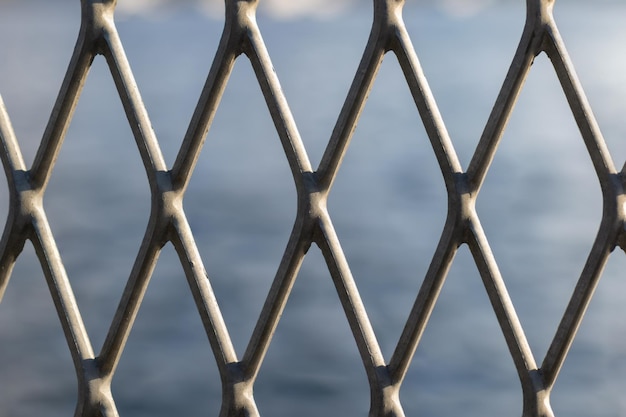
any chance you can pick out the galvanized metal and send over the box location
[1,0,625,416]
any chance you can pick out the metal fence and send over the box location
[1,0,625,416]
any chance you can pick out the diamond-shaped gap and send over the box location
[115,2,223,163]
[0,1,79,165]
[401,245,521,416]
[0,242,76,417]
[534,6,626,414]
[476,53,602,362]
[113,243,221,416]
[553,2,626,165]
[327,53,447,360]
[256,7,371,167]
[551,253,626,417]
[185,58,296,356]
[402,0,524,165]
[44,56,150,352]
[255,246,369,417]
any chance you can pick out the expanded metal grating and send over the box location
[1,0,626,416]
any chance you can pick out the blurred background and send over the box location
[1,0,626,416]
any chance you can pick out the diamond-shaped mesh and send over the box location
[1,0,625,416]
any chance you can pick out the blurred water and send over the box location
[2,2,626,417]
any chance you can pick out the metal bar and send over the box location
[315,213,396,415]
[170,1,242,192]
[530,1,624,391]
[0,96,27,301]
[465,215,540,395]
[540,213,616,389]
[391,10,463,188]
[244,14,313,185]
[542,16,617,193]
[466,1,542,194]
[97,215,164,377]
[170,209,239,373]
[101,16,168,181]
[0,96,27,185]
[29,2,97,191]
[315,4,387,192]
